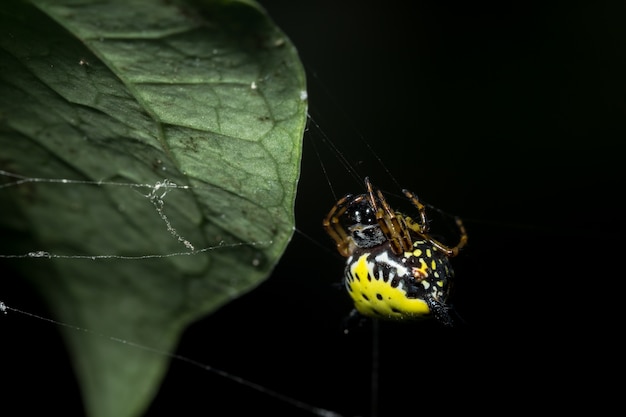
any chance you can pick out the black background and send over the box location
[3,1,623,416]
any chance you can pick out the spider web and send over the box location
[0,167,343,417]
[0,169,268,260]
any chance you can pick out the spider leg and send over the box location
[365,178,413,254]
[402,188,467,257]
[341,308,369,334]
[419,216,468,257]
[322,194,354,257]
[446,216,468,256]
[401,188,429,233]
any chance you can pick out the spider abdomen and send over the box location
[344,240,453,321]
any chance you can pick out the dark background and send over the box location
[3,1,622,416]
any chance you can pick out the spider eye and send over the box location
[345,199,376,225]
[341,199,385,248]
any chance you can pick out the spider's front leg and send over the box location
[364,177,413,254]
[322,194,355,257]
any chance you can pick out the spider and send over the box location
[323,177,468,326]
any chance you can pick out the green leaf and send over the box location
[0,1,307,416]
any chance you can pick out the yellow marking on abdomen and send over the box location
[347,254,430,320]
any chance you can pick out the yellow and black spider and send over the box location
[323,178,468,326]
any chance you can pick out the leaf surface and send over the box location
[0,1,307,416]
